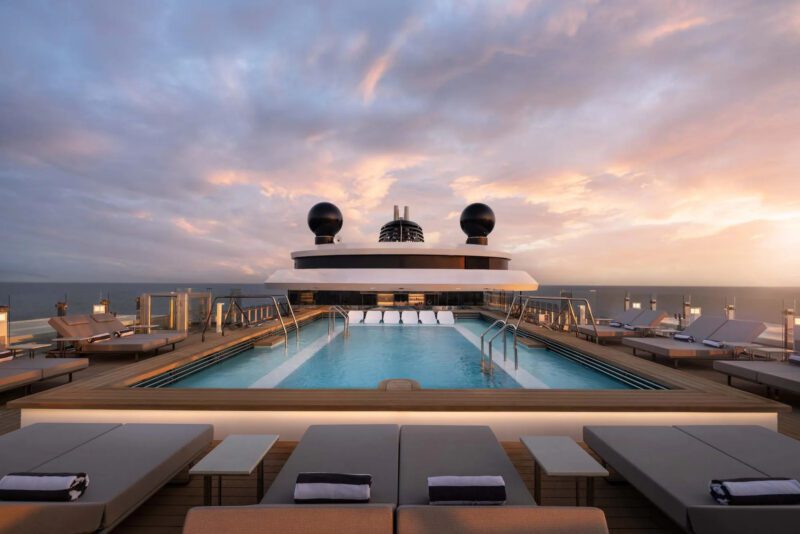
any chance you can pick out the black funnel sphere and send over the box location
[460,203,495,245]
[308,202,343,244]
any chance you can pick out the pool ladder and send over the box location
[480,294,602,375]
[328,306,350,338]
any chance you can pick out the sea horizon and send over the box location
[2,281,797,324]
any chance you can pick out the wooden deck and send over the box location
[1,313,798,533]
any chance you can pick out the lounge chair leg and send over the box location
[587,477,595,506]
[533,462,542,504]
[68,373,73,383]
[576,477,581,506]
[257,459,264,501]
[673,360,679,368]
[218,475,222,506]
[727,375,731,386]
[203,475,212,506]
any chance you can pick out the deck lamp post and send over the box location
[0,305,8,348]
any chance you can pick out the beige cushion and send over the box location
[183,504,394,534]
[397,505,609,534]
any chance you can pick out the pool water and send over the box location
[168,318,633,390]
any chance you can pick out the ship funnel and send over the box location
[403,206,410,221]
[393,205,400,220]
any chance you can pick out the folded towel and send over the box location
[674,334,695,342]
[0,473,89,502]
[114,328,134,338]
[710,478,800,505]
[428,475,506,505]
[88,333,111,343]
[623,324,637,331]
[609,321,622,327]
[294,473,371,504]
[702,339,725,348]
[788,354,800,366]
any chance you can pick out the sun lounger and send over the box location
[624,319,766,366]
[436,311,455,325]
[0,422,212,533]
[715,360,800,395]
[0,356,88,382]
[383,311,401,324]
[49,313,186,360]
[401,311,419,325]
[419,311,437,325]
[364,310,383,324]
[184,425,398,534]
[577,309,666,343]
[0,368,41,394]
[584,425,800,534]
[397,425,608,534]
[347,310,365,324]
[597,308,645,326]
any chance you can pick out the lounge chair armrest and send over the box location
[397,505,609,534]
[688,504,800,534]
[183,504,394,534]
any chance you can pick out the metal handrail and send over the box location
[328,305,350,338]
[486,322,520,374]
[478,293,524,374]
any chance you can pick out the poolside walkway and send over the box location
[0,318,797,533]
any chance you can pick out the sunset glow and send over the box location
[1,1,798,285]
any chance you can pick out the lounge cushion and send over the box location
[399,426,533,506]
[263,425,399,505]
[677,426,800,480]
[623,337,730,358]
[61,316,90,327]
[0,424,120,478]
[397,505,609,534]
[713,360,769,382]
[0,358,88,379]
[584,426,763,529]
[27,423,212,530]
[183,504,394,534]
[0,369,41,393]
[0,423,120,533]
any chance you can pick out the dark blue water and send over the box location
[0,282,797,323]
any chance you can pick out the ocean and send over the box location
[0,282,797,324]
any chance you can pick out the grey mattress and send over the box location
[399,425,534,506]
[263,424,400,505]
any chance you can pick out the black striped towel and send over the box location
[428,475,506,505]
[294,473,372,503]
[710,478,800,505]
[0,472,89,501]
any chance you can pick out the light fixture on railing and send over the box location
[0,305,8,348]
[631,302,642,310]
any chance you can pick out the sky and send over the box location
[1,0,799,286]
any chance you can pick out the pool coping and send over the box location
[9,307,789,414]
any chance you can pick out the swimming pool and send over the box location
[144,317,659,390]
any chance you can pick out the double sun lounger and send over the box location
[715,359,800,396]
[585,425,800,534]
[0,356,88,394]
[577,309,668,343]
[49,313,187,360]
[623,316,767,367]
[349,310,455,326]
[0,422,212,533]
[184,424,608,534]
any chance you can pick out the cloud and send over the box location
[0,0,798,286]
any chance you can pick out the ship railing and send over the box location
[201,294,301,346]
